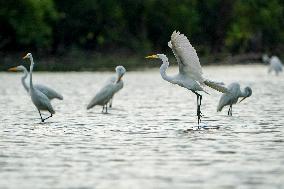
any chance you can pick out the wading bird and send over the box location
[217,82,252,116]
[268,56,283,75]
[105,66,126,107]
[146,31,228,127]
[8,65,63,100]
[87,66,126,113]
[23,53,55,122]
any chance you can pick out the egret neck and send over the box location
[159,57,174,83]
[29,56,35,93]
[21,67,29,92]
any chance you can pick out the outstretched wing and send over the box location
[168,31,203,83]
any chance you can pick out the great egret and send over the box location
[262,54,270,64]
[217,82,252,116]
[87,66,126,113]
[268,56,283,75]
[8,65,63,100]
[105,66,126,107]
[146,31,228,127]
[23,53,55,122]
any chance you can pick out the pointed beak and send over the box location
[239,97,247,103]
[8,67,18,72]
[23,54,28,59]
[116,75,123,83]
[145,55,158,59]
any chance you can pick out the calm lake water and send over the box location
[0,65,283,189]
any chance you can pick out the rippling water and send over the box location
[0,65,283,189]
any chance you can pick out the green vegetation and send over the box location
[0,0,283,70]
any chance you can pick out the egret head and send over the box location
[8,65,27,72]
[23,52,32,59]
[116,65,126,82]
[145,54,168,62]
[239,87,252,103]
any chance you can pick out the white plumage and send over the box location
[87,66,126,113]
[268,56,283,75]
[23,53,55,122]
[217,82,252,115]
[8,65,63,100]
[146,31,228,126]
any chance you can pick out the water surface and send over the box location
[0,65,283,189]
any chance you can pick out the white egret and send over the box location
[262,54,270,64]
[146,31,228,126]
[87,66,126,113]
[268,56,283,75]
[8,65,63,100]
[23,53,55,122]
[217,82,252,116]
[105,66,126,107]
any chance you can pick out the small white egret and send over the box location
[217,82,252,116]
[262,54,270,64]
[23,53,55,122]
[268,56,283,75]
[146,31,228,127]
[8,65,63,100]
[105,66,126,107]
[87,66,126,113]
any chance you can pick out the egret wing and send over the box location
[35,84,63,100]
[168,31,203,82]
[87,83,114,109]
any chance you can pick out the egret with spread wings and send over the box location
[217,82,252,116]
[8,65,63,100]
[23,53,55,122]
[146,31,228,127]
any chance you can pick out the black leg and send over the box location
[230,105,233,116]
[227,106,231,116]
[109,98,113,108]
[43,113,53,121]
[38,109,44,122]
[105,105,108,113]
[192,90,202,128]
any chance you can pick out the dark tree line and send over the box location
[0,0,283,55]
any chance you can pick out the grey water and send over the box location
[0,65,283,189]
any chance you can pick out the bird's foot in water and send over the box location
[186,123,220,132]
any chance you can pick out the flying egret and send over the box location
[268,56,283,75]
[8,65,63,100]
[217,82,252,116]
[23,53,55,122]
[105,66,126,107]
[146,31,228,127]
[87,66,126,113]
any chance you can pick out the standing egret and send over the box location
[262,54,270,64]
[87,66,126,113]
[23,53,55,122]
[8,65,63,100]
[146,31,228,127]
[268,56,283,75]
[106,66,126,108]
[217,82,252,116]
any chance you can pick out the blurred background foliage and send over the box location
[0,0,283,70]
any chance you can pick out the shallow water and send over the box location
[0,65,284,189]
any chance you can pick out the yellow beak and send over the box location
[23,54,29,59]
[8,67,18,72]
[145,55,158,59]
[239,97,247,103]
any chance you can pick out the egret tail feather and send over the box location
[204,80,228,93]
